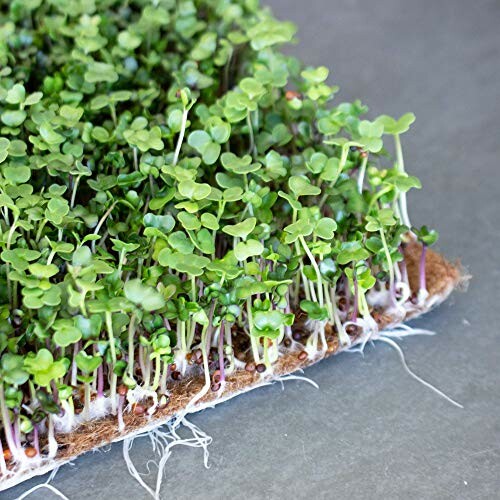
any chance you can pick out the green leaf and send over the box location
[240,77,266,100]
[143,213,175,233]
[247,19,296,50]
[75,351,102,374]
[178,211,201,231]
[3,165,31,184]
[251,310,287,339]
[314,217,337,239]
[28,263,59,278]
[178,180,211,200]
[289,176,321,197]
[201,212,219,230]
[300,300,329,321]
[72,246,93,267]
[337,241,370,265]
[377,113,416,135]
[222,217,256,239]
[1,110,27,127]
[158,251,210,276]
[301,66,329,84]
[167,232,194,254]
[124,279,166,311]
[221,152,260,174]
[53,320,82,347]
[188,130,211,152]
[234,239,263,261]
[84,61,119,83]
[6,84,26,104]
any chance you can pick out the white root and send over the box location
[15,467,69,500]
[275,374,320,390]
[123,416,212,500]
[377,336,463,409]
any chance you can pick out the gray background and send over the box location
[5,0,500,498]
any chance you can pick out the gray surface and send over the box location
[5,0,500,498]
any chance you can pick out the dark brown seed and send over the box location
[338,297,347,311]
[298,351,308,361]
[133,404,145,416]
[256,363,266,373]
[211,382,221,392]
[169,363,177,371]
[346,324,359,335]
[245,362,256,373]
[117,384,128,396]
[212,370,221,384]
[171,370,181,381]
[283,338,292,348]
[25,447,37,458]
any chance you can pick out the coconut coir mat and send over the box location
[0,242,465,492]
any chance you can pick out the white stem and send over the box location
[173,108,189,166]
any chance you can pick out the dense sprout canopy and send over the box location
[0,0,434,467]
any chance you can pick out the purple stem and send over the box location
[285,290,293,338]
[117,395,125,431]
[343,274,351,304]
[419,244,427,292]
[163,316,171,331]
[71,342,79,385]
[13,414,21,450]
[205,301,217,355]
[389,279,397,306]
[218,322,226,384]
[400,255,409,285]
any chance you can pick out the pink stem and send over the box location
[218,322,226,384]
[419,244,427,292]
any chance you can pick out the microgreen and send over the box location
[0,0,432,463]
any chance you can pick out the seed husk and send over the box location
[256,363,266,373]
[212,369,221,384]
[133,404,146,416]
[117,384,128,396]
[245,362,256,372]
[346,324,359,335]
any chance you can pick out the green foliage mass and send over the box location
[0,0,438,459]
